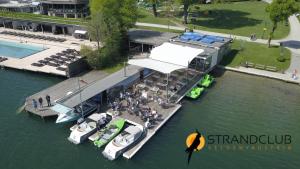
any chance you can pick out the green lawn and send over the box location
[135,26,183,33]
[0,11,87,25]
[220,40,291,71]
[185,1,289,39]
[297,2,300,22]
[140,1,290,39]
[137,8,176,26]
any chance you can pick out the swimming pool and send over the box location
[0,40,45,59]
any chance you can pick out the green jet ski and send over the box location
[199,74,215,88]
[185,87,205,99]
[92,118,125,148]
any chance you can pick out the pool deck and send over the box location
[0,28,96,77]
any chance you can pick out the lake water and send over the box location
[0,69,299,169]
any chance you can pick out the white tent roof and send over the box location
[128,58,185,74]
[128,42,204,74]
[74,30,87,35]
[150,43,204,67]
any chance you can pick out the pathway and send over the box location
[263,0,300,76]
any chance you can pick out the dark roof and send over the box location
[128,29,178,46]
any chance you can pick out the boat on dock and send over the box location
[55,102,97,124]
[92,118,126,148]
[185,86,205,99]
[199,74,215,88]
[68,113,112,144]
[102,125,145,160]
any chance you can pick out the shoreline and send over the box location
[217,65,300,85]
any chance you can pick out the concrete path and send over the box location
[274,15,300,74]
[219,66,300,84]
[263,0,300,75]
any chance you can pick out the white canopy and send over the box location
[128,42,204,74]
[128,58,185,74]
[74,30,87,35]
[150,43,204,67]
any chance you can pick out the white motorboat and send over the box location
[68,113,111,144]
[55,102,97,124]
[102,125,145,160]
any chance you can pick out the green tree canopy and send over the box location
[84,0,138,69]
[176,0,198,24]
[266,0,299,47]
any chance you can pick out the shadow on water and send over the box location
[190,9,262,29]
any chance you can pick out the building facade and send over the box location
[40,0,89,18]
[0,0,38,13]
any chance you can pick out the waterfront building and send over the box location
[0,0,39,13]
[40,0,89,18]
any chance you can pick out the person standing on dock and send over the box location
[32,99,38,110]
[38,97,43,108]
[46,95,51,107]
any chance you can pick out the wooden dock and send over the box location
[24,70,109,118]
[121,104,182,159]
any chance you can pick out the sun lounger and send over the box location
[56,66,67,71]
[31,63,44,67]
[38,60,49,64]
[50,55,59,59]
[47,61,59,67]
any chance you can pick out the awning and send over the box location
[32,2,40,6]
[149,43,204,67]
[51,103,73,114]
[128,42,204,73]
[128,58,185,74]
[74,30,87,35]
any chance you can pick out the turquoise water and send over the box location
[0,40,45,58]
[0,69,299,169]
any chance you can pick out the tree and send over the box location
[85,0,138,69]
[266,0,299,47]
[87,12,102,51]
[176,0,197,24]
[146,0,159,17]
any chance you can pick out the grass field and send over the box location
[220,40,291,71]
[135,26,183,33]
[138,1,290,39]
[186,1,289,39]
[0,11,87,25]
[137,8,176,26]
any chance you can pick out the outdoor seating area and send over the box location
[107,69,199,128]
[0,56,8,62]
[0,30,66,42]
[31,49,81,71]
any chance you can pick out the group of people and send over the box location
[112,89,162,128]
[250,34,257,41]
[32,95,51,110]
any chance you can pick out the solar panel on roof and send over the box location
[205,35,224,42]
[179,35,190,41]
[190,36,203,41]
[200,38,215,44]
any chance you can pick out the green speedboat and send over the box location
[185,87,205,99]
[93,118,125,148]
[199,74,215,88]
